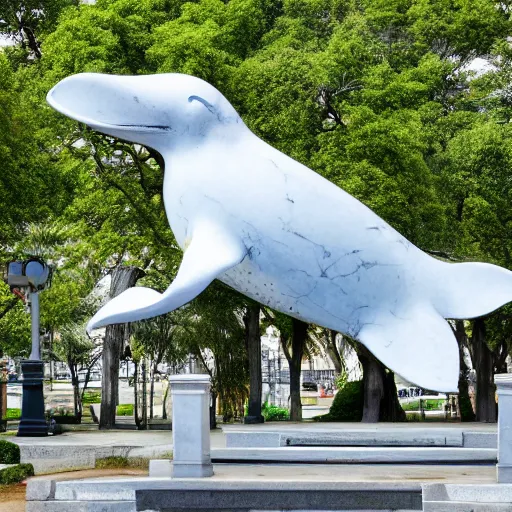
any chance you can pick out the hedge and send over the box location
[0,463,34,484]
[314,380,364,422]
[0,440,20,464]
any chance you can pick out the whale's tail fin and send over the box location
[358,302,459,392]
[356,260,512,393]
[432,261,512,320]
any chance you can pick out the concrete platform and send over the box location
[9,424,498,473]
[226,429,466,447]
[211,447,497,464]
[26,463,499,512]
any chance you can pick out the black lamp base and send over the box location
[17,360,48,437]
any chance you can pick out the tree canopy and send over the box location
[1,0,512,422]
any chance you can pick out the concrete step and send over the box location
[224,428,497,449]
[137,482,422,511]
[211,446,497,464]
[423,484,512,511]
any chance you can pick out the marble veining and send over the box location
[47,73,512,391]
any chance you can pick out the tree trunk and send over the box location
[380,370,405,422]
[288,319,308,421]
[149,361,155,420]
[356,343,404,423]
[162,380,169,420]
[453,320,475,421]
[141,358,148,428]
[244,304,263,423]
[210,391,217,430]
[100,266,143,429]
[325,330,343,375]
[134,361,141,429]
[80,354,101,408]
[68,361,82,420]
[0,361,6,427]
[357,345,383,423]
[471,318,497,423]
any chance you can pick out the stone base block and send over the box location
[171,462,214,478]
[423,483,512,511]
[463,432,497,449]
[423,502,512,511]
[226,432,281,448]
[497,464,512,483]
[149,459,172,478]
[26,501,134,512]
[26,480,56,501]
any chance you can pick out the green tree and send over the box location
[53,322,99,419]
[132,311,188,420]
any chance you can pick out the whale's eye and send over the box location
[188,95,217,115]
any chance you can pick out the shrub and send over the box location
[315,380,364,422]
[0,440,20,464]
[0,463,34,484]
[116,404,134,416]
[261,402,289,421]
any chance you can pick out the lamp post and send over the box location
[3,258,52,436]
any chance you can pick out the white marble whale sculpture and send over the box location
[47,73,512,391]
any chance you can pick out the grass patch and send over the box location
[95,456,152,470]
[82,391,101,404]
[116,404,134,416]
[2,409,21,420]
[401,399,445,411]
[95,456,129,469]
[0,463,33,484]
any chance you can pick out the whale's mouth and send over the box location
[47,91,172,134]
[116,124,171,131]
[46,73,174,136]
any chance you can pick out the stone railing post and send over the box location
[169,374,213,478]
[495,373,512,483]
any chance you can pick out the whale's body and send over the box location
[167,132,432,335]
[47,72,512,391]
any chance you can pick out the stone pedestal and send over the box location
[17,360,48,437]
[169,374,213,478]
[495,373,512,483]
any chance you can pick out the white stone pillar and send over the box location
[170,374,213,478]
[495,373,512,483]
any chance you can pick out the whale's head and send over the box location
[47,73,243,152]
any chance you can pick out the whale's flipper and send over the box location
[357,303,459,392]
[86,222,246,334]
